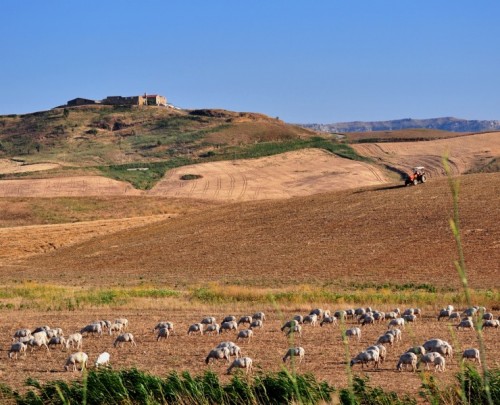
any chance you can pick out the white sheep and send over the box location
[345,327,361,341]
[223,315,237,323]
[236,329,254,341]
[303,314,318,327]
[80,323,102,337]
[482,312,494,321]
[252,312,266,322]
[372,312,385,323]
[345,309,355,319]
[418,352,443,371]
[376,333,395,346]
[8,342,27,359]
[64,352,88,372]
[334,310,347,320]
[114,318,129,330]
[157,327,170,341]
[397,352,417,372]
[201,316,216,325]
[457,319,474,330]
[227,357,253,374]
[403,314,417,323]
[219,321,238,334]
[360,314,375,327]
[95,352,110,368]
[434,355,446,372]
[46,328,64,339]
[48,336,66,351]
[437,309,451,321]
[27,335,49,352]
[354,308,366,317]
[366,345,386,363]
[385,311,398,320]
[237,316,252,326]
[293,315,304,324]
[13,328,31,342]
[309,308,324,319]
[448,312,461,322]
[281,320,298,332]
[462,348,481,365]
[65,333,83,350]
[187,323,204,336]
[482,320,499,329]
[350,350,380,369]
[385,328,402,342]
[462,307,477,318]
[283,347,305,363]
[423,339,446,352]
[429,342,453,362]
[216,341,241,358]
[32,325,50,334]
[205,347,230,364]
[108,322,124,336]
[406,346,426,356]
[388,318,405,329]
[114,332,136,348]
[204,323,221,335]
[320,315,337,327]
[286,324,302,337]
[250,319,263,330]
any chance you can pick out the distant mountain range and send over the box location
[300,117,500,133]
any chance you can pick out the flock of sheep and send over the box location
[6,304,497,378]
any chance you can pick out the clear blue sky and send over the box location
[1,1,499,123]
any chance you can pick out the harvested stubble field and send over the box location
[0,306,498,397]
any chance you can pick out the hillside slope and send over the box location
[4,172,498,289]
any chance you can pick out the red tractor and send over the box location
[405,166,427,186]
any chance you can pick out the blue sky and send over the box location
[1,1,499,123]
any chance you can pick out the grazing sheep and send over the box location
[360,315,375,327]
[205,323,221,335]
[366,345,386,363]
[223,315,237,323]
[376,333,395,346]
[237,329,254,341]
[388,318,405,329]
[95,352,110,368]
[64,352,88,372]
[457,319,474,330]
[406,346,426,356]
[438,309,451,321]
[345,327,362,341]
[114,318,129,330]
[48,336,66,351]
[153,322,174,334]
[309,308,324,319]
[446,305,454,312]
[283,347,305,363]
[448,312,461,322]
[220,321,238,334]
[201,316,216,325]
[250,319,263,330]
[462,307,477,318]
[293,315,304,324]
[281,320,298,332]
[108,322,124,336]
[434,355,446,372]
[414,308,422,317]
[114,333,136,348]
[418,352,443,371]
[187,323,204,336]
[237,316,252,326]
[320,315,337,327]
[385,311,398,320]
[252,312,266,322]
[157,327,170,341]
[227,357,253,374]
[13,328,31,342]
[403,314,417,323]
[462,348,481,365]
[334,310,347,320]
[286,324,302,337]
[482,313,494,321]
[217,342,242,358]
[8,342,27,359]
[80,323,102,337]
[373,312,385,323]
[303,314,318,327]
[206,347,230,364]
[429,342,453,362]
[345,309,355,319]
[32,325,50,334]
[350,350,380,369]
[403,308,415,317]
[397,352,417,371]
[385,328,402,342]
[354,308,366,317]
[483,320,499,329]
[65,333,83,350]
[46,328,64,339]
[27,335,49,352]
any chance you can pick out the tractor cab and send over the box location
[405,166,427,186]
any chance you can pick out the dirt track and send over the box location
[0,307,497,397]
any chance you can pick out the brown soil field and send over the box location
[0,307,497,396]
[353,131,500,177]
[149,149,387,201]
[0,159,61,174]
[345,128,466,142]
[2,172,498,289]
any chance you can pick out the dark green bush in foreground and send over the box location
[1,366,497,404]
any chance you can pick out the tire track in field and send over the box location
[238,174,248,200]
[213,176,222,199]
[228,173,235,198]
